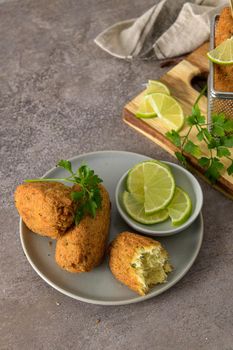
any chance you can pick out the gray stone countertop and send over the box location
[1,1,233,349]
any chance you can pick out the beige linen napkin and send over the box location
[95,0,227,60]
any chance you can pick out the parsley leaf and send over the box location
[75,207,84,225]
[184,140,201,157]
[205,158,224,183]
[216,146,231,158]
[223,119,233,132]
[227,161,233,176]
[212,125,225,137]
[196,114,206,125]
[57,160,73,174]
[221,136,233,147]
[212,113,225,125]
[175,151,187,166]
[197,130,204,141]
[71,190,84,201]
[166,130,181,147]
[187,115,197,126]
[188,104,205,125]
[198,157,210,168]
[208,138,221,149]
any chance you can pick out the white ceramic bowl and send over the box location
[115,161,203,236]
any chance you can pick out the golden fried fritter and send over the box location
[109,232,172,295]
[55,185,110,272]
[215,7,233,45]
[15,182,75,239]
[214,7,233,92]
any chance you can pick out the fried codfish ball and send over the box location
[15,182,75,239]
[109,232,172,295]
[214,7,233,92]
[55,185,110,272]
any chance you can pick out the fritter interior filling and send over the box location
[132,247,172,293]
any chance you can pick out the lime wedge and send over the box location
[123,191,169,225]
[207,38,233,65]
[135,98,157,119]
[167,187,192,226]
[127,161,175,214]
[145,80,170,96]
[147,93,184,131]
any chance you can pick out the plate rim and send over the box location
[19,150,204,306]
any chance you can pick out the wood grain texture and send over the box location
[185,42,209,73]
[122,43,233,198]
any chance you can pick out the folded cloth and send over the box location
[94,0,227,60]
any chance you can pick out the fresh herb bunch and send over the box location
[166,86,233,183]
[25,160,103,225]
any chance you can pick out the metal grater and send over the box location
[208,15,233,124]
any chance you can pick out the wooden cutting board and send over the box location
[122,43,233,199]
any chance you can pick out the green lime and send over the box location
[126,160,170,196]
[145,80,170,96]
[126,162,144,202]
[207,38,233,65]
[167,187,192,226]
[127,161,175,214]
[147,93,184,131]
[135,98,157,119]
[146,159,170,171]
[123,191,169,224]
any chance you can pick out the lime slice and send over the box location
[207,38,233,65]
[127,161,175,214]
[147,93,184,131]
[167,187,192,226]
[126,160,170,198]
[147,159,171,171]
[123,191,169,225]
[145,80,170,96]
[126,162,145,202]
[135,98,157,119]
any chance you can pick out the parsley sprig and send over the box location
[25,160,103,225]
[166,86,233,183]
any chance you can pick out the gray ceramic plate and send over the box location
[20,151,204,305]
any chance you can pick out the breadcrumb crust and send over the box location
[214,7,233,92]
[109,232,172,295]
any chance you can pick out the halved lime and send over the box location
[145,80,170,96]
[167,187,192,226]
[135,98,157,119]
[207,38,233,65]
[123,191,169,224]
[127,161,175,214]
[147,93,184,131]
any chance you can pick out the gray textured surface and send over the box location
[0,1,233,349]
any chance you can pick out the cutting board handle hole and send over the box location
[191,73,208,95]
